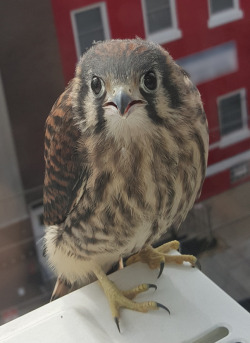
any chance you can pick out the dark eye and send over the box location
[143,71,157,91]
[91,76,102,95]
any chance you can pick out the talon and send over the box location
[114,317,120,333]
[147,283,157,291]
[194,259,201,270]
[156,302,170,315]
[158,261,165,278]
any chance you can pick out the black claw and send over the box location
[50,294,59,302]
[156,302,170,315]
[194,259,202,270]
[114,317,120,333]
[157,261,165,278]
[147,283,157,291]
[50,295,56,302]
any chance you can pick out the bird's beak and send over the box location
[113,90,133,116]
[103,88,146,117]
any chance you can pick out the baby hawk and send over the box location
[43,39,209,331]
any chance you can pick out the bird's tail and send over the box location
[50,277,73,301]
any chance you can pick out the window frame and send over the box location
[217,88,249,147]
[208,0,243,28]
[141,0,182,44]
[71,2,110,58]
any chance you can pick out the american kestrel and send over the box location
[43,39,209,331]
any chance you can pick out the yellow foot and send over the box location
[94,267,170,332]
[126,240,197,278]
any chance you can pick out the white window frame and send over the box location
[208,0,243,28]
[141,0,182,44]
[217,88,249,148]
[71,2,110,58]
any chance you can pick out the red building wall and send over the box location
[51,0,146,83]
[50,0,250,199]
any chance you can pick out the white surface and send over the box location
[0,262,250,342]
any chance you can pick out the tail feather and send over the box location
[50,277,73,301]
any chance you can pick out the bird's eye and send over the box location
[91,76,103,95]
[143,71,157,91]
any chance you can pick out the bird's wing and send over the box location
[43,82,83,226]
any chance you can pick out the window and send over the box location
[230,161,250,184]
[210,0,234,14]
[219,93,243,135]
[218,89,249,146]
[177,42,237,86]
[71,2,110,57]
[208,0,243,28]
[142,0,181,44]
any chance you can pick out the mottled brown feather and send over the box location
[43,83,81,225]
[43,39,209,293]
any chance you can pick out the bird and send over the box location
[43,38,209,331]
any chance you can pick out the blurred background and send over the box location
[0,0,249,324]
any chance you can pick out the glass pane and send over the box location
[78,29,105,54]
[1,0,250,328]
[145,0,170,12]
[148,8,172,33]
[210,0,234,14]
[219,93,243,135]
[74,7,105,54]
[146,0,172,34]
[75,7,103,35]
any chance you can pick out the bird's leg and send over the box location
[93,266,169,332]
[126,240,197,278]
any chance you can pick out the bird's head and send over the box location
[72,39,189,143]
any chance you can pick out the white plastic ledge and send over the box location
[1,258,250,342]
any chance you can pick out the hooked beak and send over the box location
[103,88,146,117]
